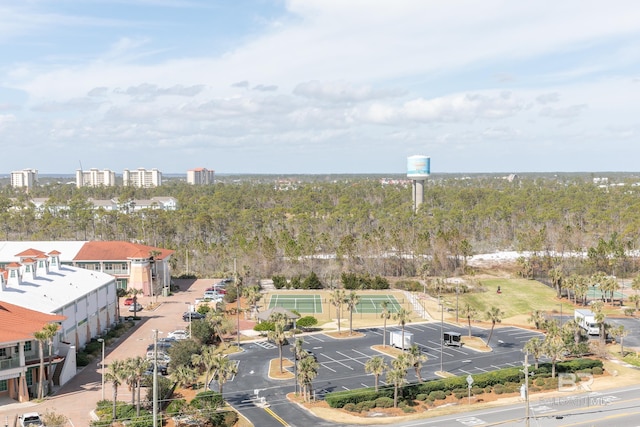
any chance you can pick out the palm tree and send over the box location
[406,344,427,382]
[212,355,238,397]
[41,322,59,395]
[191,345,219,391]
[33,329,48,399]
[329,289,346,334]
[484,306,504,346]
[116,287,128,321]
[523,337,544,369]
[550,267,563,298]
[628,294,640,315]
[105,359,126,420]
[394,308,412,351]
[297,353,319,402]
[610,324,628,356]
[460,303,477,337]
[242,285,262,319]
[528,310,546,330]
[380,301,391,347]
[364,356,387,392]
[268,312,288,373]
[543,337,566,379]
[126,356,147,416]
[171,365,198,390]
[591,301,607,344]
[386,369,406,408]
[345,291,360,336]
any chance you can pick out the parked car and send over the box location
[203,290,219,299]
[144,362,168,376]
[146,351,171,364]
[182,311,205,322]
[124,297,134,306]
[128,303,143,312]
[167,330,189,340]
[18,412,44,427]
[158,337,177,345]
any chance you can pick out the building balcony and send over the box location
[0,357,21,371]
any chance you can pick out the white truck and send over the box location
[18,412,45,427]
[390,331,413,349]
[575,309,599,335]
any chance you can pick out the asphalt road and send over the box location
[392,384,640,427]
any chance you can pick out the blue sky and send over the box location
[1,0,639,174]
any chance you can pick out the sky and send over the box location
[1,1,639,175]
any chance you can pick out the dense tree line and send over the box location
[3,173,640,282]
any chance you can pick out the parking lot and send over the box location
[224,322,544,427]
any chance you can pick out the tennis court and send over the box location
[354,294,403,314]
[586,287,625,301]
[268,294,323,314]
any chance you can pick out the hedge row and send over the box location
[325,358,603,408]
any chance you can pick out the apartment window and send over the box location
[24,342,32,352]
[0,380,7,392]
[0,348,6,358]
[26,369,33,386]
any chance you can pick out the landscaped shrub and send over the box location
[429,390,446,401]
[402,406,416,413]
[325,388,393,408]
[592,366,603,375]
[416,394,428,401]
[493,384,505,395]
[360,401,375,411]
[253,321,275,333]
[343,403,357,412]
[165,398,187,416]
[375,397,395,408]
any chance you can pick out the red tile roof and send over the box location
[15,248,47,257]
[74,241,174,261]
[0,301,66,342]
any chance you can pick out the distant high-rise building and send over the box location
[123,168,162,188]
[187,167,215,185]
[76,168,116,188]
[10,169,38,190]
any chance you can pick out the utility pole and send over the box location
[153,329,158,427]
[524,351,530,427]
[235,258,241,348]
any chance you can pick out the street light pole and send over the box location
[439,297,444,374]
[97,338,105,401]
[152,329,158,427]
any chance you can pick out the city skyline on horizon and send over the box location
[1,2,639,174]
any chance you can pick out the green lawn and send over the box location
[456,278,573,320]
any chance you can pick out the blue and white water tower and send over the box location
[407,155,430,212]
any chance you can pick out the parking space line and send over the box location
[323,353,355,370]
[307,335,326,342]
[336,351,366,366]
[474,367,488,372]
[352,349,373,358]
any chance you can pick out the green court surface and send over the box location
[353,294,402,314]
[586,288,625,300]
[267,293,404,314]
[268,294,323,314]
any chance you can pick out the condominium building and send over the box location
[187,167,215,185]
[75,168,116,188]
[123,168,162,187]
[10,169,38,190]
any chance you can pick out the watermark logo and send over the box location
[557,373,593,392]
